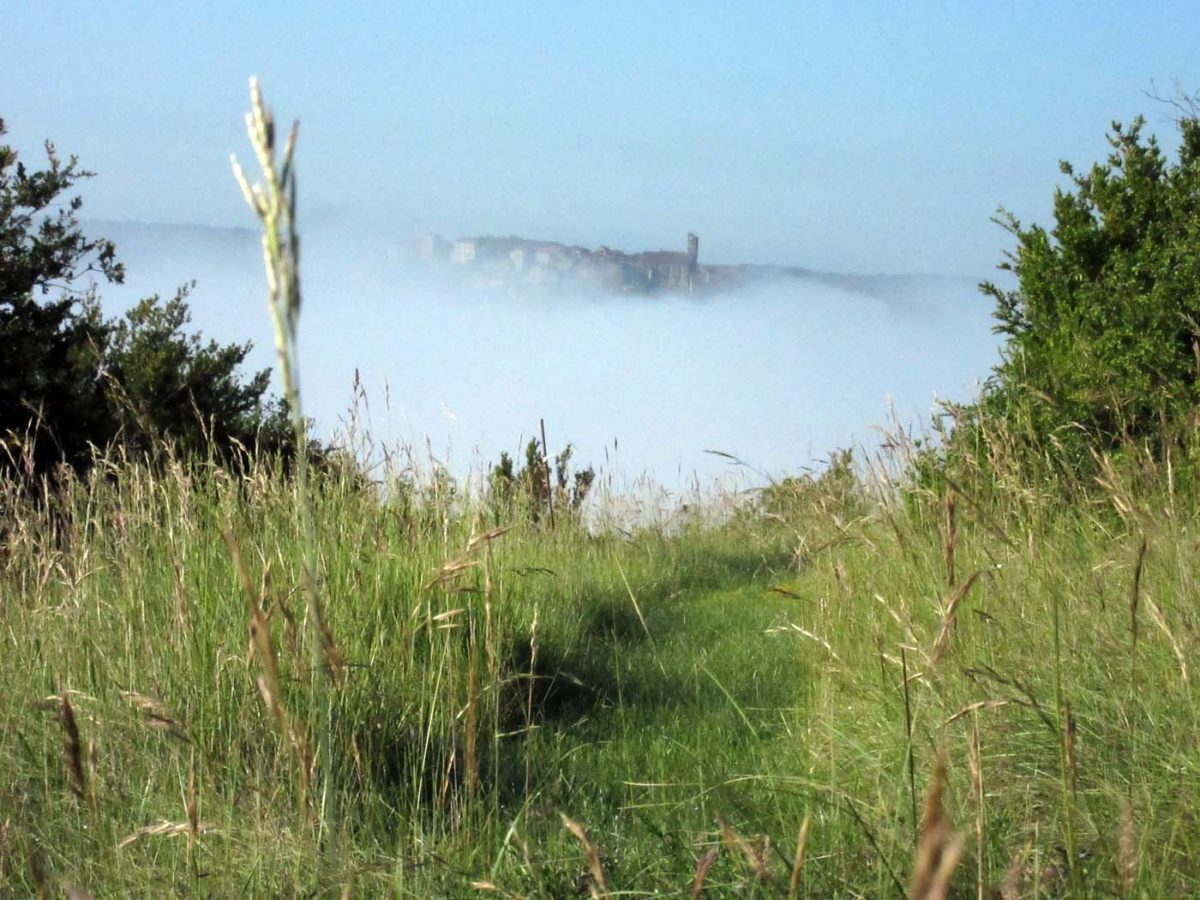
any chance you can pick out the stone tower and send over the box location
[686,232,699,291]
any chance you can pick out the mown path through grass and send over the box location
[454,535,837,896]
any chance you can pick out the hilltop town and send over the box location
[403,230,972,302]
[407,231,747,295]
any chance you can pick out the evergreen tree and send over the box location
[1,117,289,476]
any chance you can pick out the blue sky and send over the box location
[4,2,1198,276]
[7,2,1198,482]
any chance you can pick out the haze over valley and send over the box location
[93,218,999,488]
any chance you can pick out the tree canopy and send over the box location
[969,113,1200,475]
[0,117,289,477]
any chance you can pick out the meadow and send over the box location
[2,423,1198,897]
[4,84,1200,899]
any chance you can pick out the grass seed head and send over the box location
[1118,801,1139,894]
[909,752,963,900]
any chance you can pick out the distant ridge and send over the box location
[84,219,981,304]
[405,228,981,300]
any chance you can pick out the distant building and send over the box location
[629,233,700,291]
[437,230,703,294]
[414,231,451,263]
[451,239,477,265]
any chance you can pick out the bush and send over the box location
[0,116,291,478]
[950,113,1200,483]
[488,436,595,525]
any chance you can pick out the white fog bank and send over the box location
[92,221,1001,490]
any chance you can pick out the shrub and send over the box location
[949,113,1200,483]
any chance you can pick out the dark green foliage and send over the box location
[0,117,123,473]
[103,289,290,462]
[0,117,289,476]
[489,436,595,523]
[971,115,1200,476]
[0,120,123,301]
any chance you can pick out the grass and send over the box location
[4,81,1200,897]
[0,455,798,895]
[3,440,1200,896]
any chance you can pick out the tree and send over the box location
[0,117,124,473]
[974,114,1200,473]
[1,116,288,477]
[103,289,283,461]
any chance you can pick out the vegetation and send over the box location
[3,86,1200,898]
[955,114,1200,481]
[3,415,1199,897]
[489,436,596,526]
[0,117,290,480]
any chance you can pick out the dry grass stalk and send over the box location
[769,623,842,662]
[171,557,189,631]
[1129,536,1148,690]
[1063,704,1077,797]
[423,558,478,591]
[470,880,526,898]
[438,750,457,813]
[561,814,609,899]
[275,592,304,667]
[121,690,189,742]
[787,815,811,900]
[690,847,718,898]
[117,818,215,850]
[1144,594,1188,683]
[943,492,957,589]
[28,844,48,900]
[717,815,771,883]
[227,532,287,732]
[1095,453,1136,522]
[874,593,924,654]
[943,699,1011,726]
[59,692,93,809]
[998,843,1031,900]
[465,524,513,553]
[909,753,964,900]
[424,525,511,592]
[312,600,346,682]
[1117,799,1139,894]
[931,570,983,665]
[225,529,314,816]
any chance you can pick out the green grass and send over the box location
[2,445,1199,897]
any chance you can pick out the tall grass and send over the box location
[1,444,774,893]
[5,424,1198,895]
[232,79,340,848]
